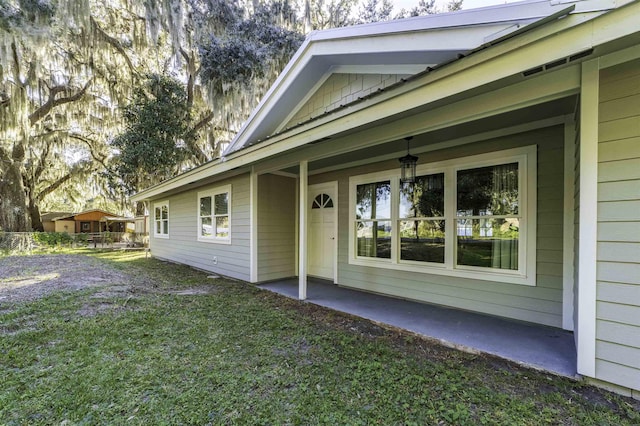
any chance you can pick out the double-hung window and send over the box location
[197,185,231,243]
[456,163,520,271]
[349,146,536,285]
[399,173,446,264]
[355,181,392,259]
[154,201,169,238]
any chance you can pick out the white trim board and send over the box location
[576,58,599,378]
[298,160,309,300]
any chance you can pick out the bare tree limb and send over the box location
[91,17,138,76]
[10,41,24,88]
[182,110,215,163]
[28,80,92,125]
[30,129,69,139]
[68,134,110,169]
[180,47,196,108]
[190,111,215,135]
[34,161,96,202]
[31,140,53,185]
[34,172,74,202]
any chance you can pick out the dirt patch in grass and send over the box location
[0,254,131,304]
[0,253,217,318]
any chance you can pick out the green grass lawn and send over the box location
[1,251,638,425]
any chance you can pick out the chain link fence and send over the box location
[0,232,37,254]
[0,232,149,255]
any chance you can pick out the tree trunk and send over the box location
[29,199,44,232]
[0,160,31,232]
[135,201,147,216]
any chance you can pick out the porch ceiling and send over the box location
[280,95,577,175]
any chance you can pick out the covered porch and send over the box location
[260,277,577,377]
[250,89,581,378]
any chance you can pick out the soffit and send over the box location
[292,95,578,175]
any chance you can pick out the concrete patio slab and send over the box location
[259,278,577,378]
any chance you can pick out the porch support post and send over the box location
[250,166,258,283]
[562,115,575,331]
[577,58,599,378]
[299,160,308,300]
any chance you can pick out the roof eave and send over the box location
[132,0,638,202]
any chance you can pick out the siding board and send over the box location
[596,320,640,348]
[598,116,640,142]
[595,360,640,391]
[598,158,640,182]
[599,75,640,102]
[597,301,640,327]
[597,242,640,263]
[599,94,640,122]
[598,180,640,202]
[596,59,640,392]
[597,222,640,242]
[597,281,640,306]
[596,341,640,371]
[598,200,640,221]
[598,137,640,162]
[597,261,640,285]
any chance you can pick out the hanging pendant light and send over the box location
[399,136,418,184]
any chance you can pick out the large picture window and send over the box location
[154,201,169,238]
[197,185,231,243]
[349,146,536,285]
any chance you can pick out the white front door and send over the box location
[308,182,337,281]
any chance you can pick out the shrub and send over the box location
[33,232,74,247]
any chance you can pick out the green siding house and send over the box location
[133,0,640,397]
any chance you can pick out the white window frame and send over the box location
[153,200,170,239]
[197,185,232,244]
[348,146,537,286]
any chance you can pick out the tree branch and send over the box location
[31,140,53,185]
[30,128,68,139]
[10,41,24,88]
[182,111,215,164]
[91,17,138,76]
[213,126,238,134]
[28,80,92,125]
[34,161,95,202]
[180,47,196,108]
[34,172,73,202]
[68,134,109,169]
[190,111,215,135]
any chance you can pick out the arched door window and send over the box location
[312,193,334,209]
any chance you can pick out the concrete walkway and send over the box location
[260,278,577,378]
